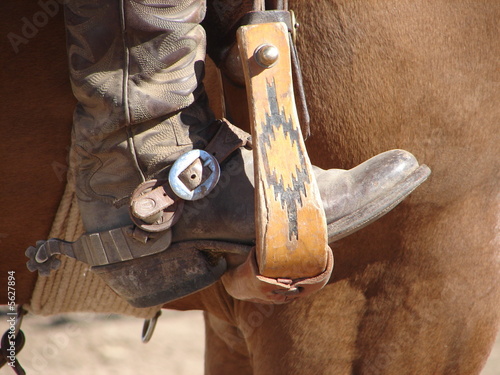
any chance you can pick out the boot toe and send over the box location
[350,149,420,199]
[318,149,430,242]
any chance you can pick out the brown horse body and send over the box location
[1,1,498,374]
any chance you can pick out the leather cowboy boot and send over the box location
[64,0,217,234]
[26,0,430,307]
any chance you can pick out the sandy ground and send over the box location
[0,310,205,375]
[0,309,498,375]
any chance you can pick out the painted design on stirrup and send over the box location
[259,79,310,241]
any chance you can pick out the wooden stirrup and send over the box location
[237,22,329,279]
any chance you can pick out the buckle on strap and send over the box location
[129,120,250,233]
[169,149,220,201]
[129,149,220,233]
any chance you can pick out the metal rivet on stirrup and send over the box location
[255,44,280,68]
[169,149,220,201]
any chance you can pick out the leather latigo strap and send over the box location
[205,120,252,162]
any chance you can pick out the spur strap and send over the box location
[129,120,251,233]
[26,121,252,274]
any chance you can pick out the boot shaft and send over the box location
[66,0,216,210]
[66,0,208,131]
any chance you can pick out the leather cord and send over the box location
[266,0,288,10]
[264,0,310,138]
